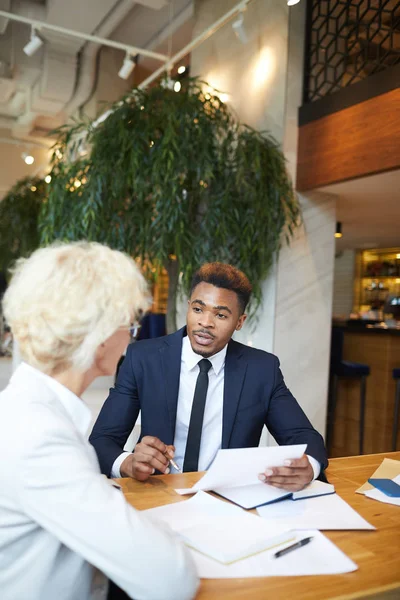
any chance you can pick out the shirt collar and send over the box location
[182,335,227,376]
[16,362,92,436]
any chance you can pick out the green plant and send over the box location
[0,176,46,276]
[39,78,300,332]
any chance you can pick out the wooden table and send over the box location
[118,452,400,600]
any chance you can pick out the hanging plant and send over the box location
[39,77,300,332]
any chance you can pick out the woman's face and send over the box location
[96,328,131,376]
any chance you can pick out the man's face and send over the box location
[186,282,247,357]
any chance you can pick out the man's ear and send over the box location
[236,314,247,331]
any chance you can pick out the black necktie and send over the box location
[183,358,212,472]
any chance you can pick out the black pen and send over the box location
[273,536,313,559]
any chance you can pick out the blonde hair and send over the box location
[2,242,151,374]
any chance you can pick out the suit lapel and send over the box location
[222,340,247,449]
[159,328,185,442]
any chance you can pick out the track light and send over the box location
[177,65,186,75]
[287,0,301,5]
[22,152,34,165]
[23,27,44,56]
[232,12,248,44]
[174,81,181,92]
[45,175,52,184]
[335,222,343,239]
[118,53,136,80]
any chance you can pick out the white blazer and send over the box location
[0,363,198,600]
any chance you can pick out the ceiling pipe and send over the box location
[138,0,252,90]
[0,9,169,63]
[64,0,140,115]
[94,0,252,126]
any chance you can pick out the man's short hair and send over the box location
[190,263,252,315]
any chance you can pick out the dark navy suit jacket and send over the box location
[90,327,328,477]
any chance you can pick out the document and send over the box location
[257,492,375,530]
[356,458,400,495]
[144,492,358,578]
[145,491,293,564]
[365,474,400,506]
[190,529,357,579]
[175,444,307,496]
[365,488,400,506]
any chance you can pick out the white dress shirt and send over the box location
[112,337,320,479]
[0,363,199,600]
[172,336,227,472]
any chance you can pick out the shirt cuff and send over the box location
[306,455,321,480]
[111,452,133,479]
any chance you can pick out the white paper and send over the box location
[175,445,307,495]
[145,491,293,564]
[257,492,375,530]
[365,488,400,506]
[190,529,358,578]
[178,516,294,564]
[144,492,357,578]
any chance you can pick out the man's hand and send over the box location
[258,454,313,491]
[120,436,175,481]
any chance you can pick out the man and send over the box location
[90,263,328,491]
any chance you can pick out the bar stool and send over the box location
[326,327,370,455]
[392,369,400,451]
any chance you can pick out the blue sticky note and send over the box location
[368,478,400,498]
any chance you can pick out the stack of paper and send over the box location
[356,458,400,495]
[146,491,293,564]
[144,492,358,578]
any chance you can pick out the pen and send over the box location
[165,454,182,473]
[273,536,313,559]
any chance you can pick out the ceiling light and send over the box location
[177,65,186,75]
[45,175,52,184]
[174,81,181,92]
[334,222,342,239]
[23,27,44,56]
[232,12,248,44]
[287,0,301,5]
[22,152,34,165]
[118,53,136,80]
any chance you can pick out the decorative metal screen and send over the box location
[304,0,400,103]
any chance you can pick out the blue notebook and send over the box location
[368,478,400,498]
[214,480,335,510]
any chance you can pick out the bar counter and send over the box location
[331,324,400,457]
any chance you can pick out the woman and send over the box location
[0,242,198,600]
